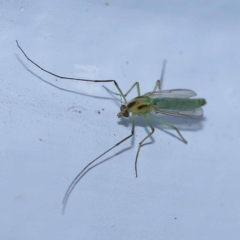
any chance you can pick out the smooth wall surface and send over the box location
[1,1,240,239]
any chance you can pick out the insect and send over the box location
[16,40,206,212]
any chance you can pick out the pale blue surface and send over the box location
[1,1,240,239]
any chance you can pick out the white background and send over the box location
[1,1,240,239]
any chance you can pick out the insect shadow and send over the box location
[16,55,114,101]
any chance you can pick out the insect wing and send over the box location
[155,107,203,119]
[144,89,197,99]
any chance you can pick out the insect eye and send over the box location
[120,105,126,111]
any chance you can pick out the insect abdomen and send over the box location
[153,98,206,110]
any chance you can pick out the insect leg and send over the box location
[152,59,167,92]
[157,59,167,90]
[123,82,141,96]
[152,80,161,92]
[16,40,128,103]
[149,113,187,144]
[62,115,136,213]
[103,81,141,97]
[135,115,155,178]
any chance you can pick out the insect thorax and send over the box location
[126,96,152,115]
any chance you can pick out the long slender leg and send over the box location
[16,41,128,103]
[104,82,141,97]
[104,59,167,97]
[62,115,136,213]
[125,82,140,96]
[152,80,161,92]
[158,59,167,90]
[152,60,167,91]
[149,113,187,144]
[135,115,155,178]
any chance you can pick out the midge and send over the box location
[16,40,206,212]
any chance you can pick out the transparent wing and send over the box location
[144,89,197,99]
[154,107,203,119]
